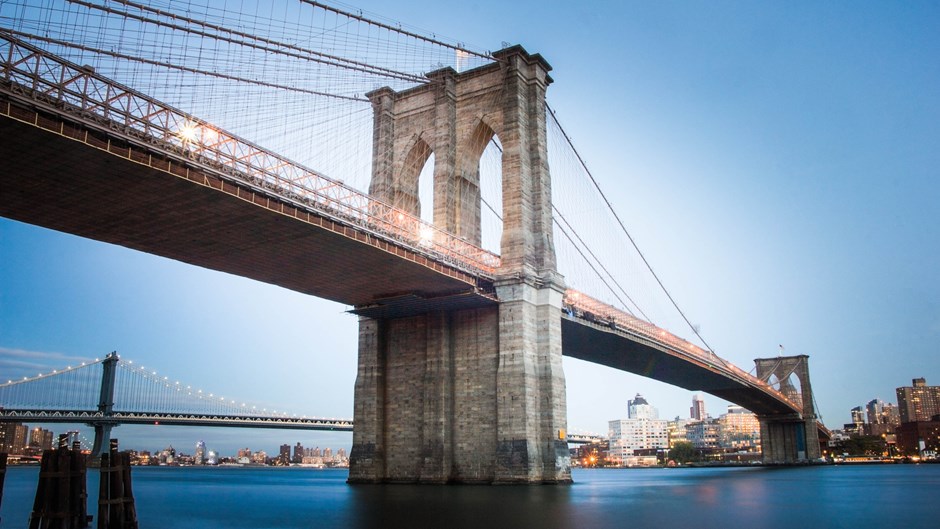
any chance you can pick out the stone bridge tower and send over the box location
[348,46,570,484]
[754,354,821,463]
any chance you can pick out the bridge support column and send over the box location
[350,308,502,483]
[89,352,119,458]
[758,417,810,463]
[348,287,570,484]
[755,355,821,463]
[494,277,570,483]
[350,45,569,484]
[90,423,113,457]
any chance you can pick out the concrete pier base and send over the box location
[349,278,571,483]
[759,416,817,463]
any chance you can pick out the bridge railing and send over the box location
[0,32,501,278]
[562,289,800,410]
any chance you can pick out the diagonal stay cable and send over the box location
[551,217,640,318]
[546,102,716,353]
[480,138,645,318]
[551,205,649,320]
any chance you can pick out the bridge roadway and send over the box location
[0,409,605,445]
[0,38,807,426]
[0,101,803,420]
[0,409,353,431]
[0,94,496,316]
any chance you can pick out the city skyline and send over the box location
[1,419,350,461]
[1,1,938,449]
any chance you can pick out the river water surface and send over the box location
[2,464,937,528]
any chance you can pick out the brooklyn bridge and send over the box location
[1,0,826,484]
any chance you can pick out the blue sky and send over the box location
[1,1,938,455]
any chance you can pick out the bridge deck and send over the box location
[562,316,798,417]
[0,103,802,420]
[0,99,495,313]
[0,410,353,431]
[0,40,813,428]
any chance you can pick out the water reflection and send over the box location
[3,465,939,528]
[350,483,575,529]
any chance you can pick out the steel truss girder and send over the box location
[0,33,501,277]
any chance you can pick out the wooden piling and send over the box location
[27,443,89,529]
[1,452,7,523]
[96,440,138,529]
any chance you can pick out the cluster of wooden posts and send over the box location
[95,440,138,529]
[0,437,137,529]
[1,452,7,524]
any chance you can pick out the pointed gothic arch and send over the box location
[451,118,500,246]
[391,135,433,217]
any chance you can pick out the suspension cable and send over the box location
[300,0,493,60]
[0,29,367,102]
[546,103,716,353]
[66,0,427,84]
[111,0,424,83]
[481,138,646,318]
[552,205,649,319]
[552,217,641,318]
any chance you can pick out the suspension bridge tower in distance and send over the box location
[754,355,822,463]
[349,45,570,484]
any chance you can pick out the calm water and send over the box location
[2,464,938,528]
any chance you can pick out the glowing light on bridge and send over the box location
[177,121,199,143]
[419,224,434,246]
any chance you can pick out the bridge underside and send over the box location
[561,317,797,417]
[0,104,493,314]
[1,96,818,469]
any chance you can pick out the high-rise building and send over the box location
[667,418,694,447]
[0,422,28,455]
[194,441,206,465]
[293,442,304,464]
[28,427,53,453]
[896,378,940,423]
[160,445,176,464]
[278,444,291,465]
[609,395,667,465]
[608,418,668,464]
[866,399,885,425]
[0,423,11,453]
[716,405,761,451]
[690,394,706,421]
[14,424,28,454]
[628,394,658,420]
[865,399,901,436]
[882,403,901,426]
[686,419,720,450]
[850,406,865,428]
